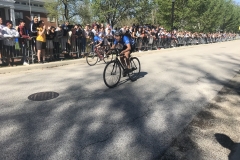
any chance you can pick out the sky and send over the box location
[234,0,240,4]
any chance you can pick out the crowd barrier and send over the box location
[133,35,237,51]
[0,38,36,65]
[0,34,238,66]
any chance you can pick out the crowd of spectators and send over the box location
[0,17,238,67]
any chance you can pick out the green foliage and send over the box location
[44,0,240,32]
[77,0,93,25]
[134,0,155,25]
[91,0,136,27]
[154,0,240,32]
[44,0,92,25]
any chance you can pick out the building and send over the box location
[0,0,56,28]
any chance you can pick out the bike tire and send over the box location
[103,60,121,88]
[128,57,141,81]
[86,52,98,66]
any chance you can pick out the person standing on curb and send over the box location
[75,24,83,57]
[36,20,47,64]
[61,21,69,53]
[2,20,19,66]
[46,26,55,61]
[17,19,31,65]
[0,17,4,65]
[29,16,39,53]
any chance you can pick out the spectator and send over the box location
[105,23,112,34]
[36,20,46,63]
[61,21,69,53]
[54,25,63,60]
[30,15,39,52]
[67,25,77,58]
[2,20,19,66]
[30,16,39,36]
[0,17,4,65]
[46,26,55,61]
[91,25,98,36]
[82,25,87,54]
[91,21,97,29]
[75,24,83,56]
[17,19,31,65]
[84,24,91,53]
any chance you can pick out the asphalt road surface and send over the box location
[0,40,240,160]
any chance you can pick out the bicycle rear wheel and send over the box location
[128,57,141,81]
[103,60,121,88]
[86,52,98,66]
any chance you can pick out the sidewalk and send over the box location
[0,58,86,74]
[160,71,240,160]
[0,49,158,74]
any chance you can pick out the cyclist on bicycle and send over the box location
[109,30,132,76]
[90,31,104,60]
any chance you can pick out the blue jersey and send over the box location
[94,35,102,43]
[114,35,130,46]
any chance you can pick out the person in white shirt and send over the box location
[2,20,19,66]
[105,23,112,34]
[91,25,98,35]
[0,17,4,65]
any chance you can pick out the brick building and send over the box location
[0,0,56,28]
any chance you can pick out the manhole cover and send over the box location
[28,92,59,101]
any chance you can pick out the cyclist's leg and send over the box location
[121,51,130,69]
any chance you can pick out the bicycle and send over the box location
[86,44,113,66]
[103,48,141,88]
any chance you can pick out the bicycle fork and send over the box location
[111,62,118,75]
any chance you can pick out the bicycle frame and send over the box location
[109,48,127,70]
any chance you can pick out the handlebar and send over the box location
[107,48,124,56]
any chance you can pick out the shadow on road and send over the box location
[1,50,240,159]
[117,71,148,87]
[215,133,240,160]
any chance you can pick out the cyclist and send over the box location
[92,31,104,61]
[109,30,132,77]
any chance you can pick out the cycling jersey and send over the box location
[94,35,102,43]
[114,35,135,52]
[114,35,130,46]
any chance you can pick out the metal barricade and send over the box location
[135,37,142,51]
[0,37,36,66]
[148,36,154,50]
[68,35,80,58]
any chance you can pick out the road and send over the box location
[0,40,240,159]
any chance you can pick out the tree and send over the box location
[134,0,155,25]
[44,0,86,23]
[154,0,240,32]
[91,0,136,27]
[77,0,93,25]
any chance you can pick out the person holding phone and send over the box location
[36,20,47,63]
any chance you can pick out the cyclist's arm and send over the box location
[110,44,115,49]
[121,43,131,54]
[121,36,131,54]
[95,41,102,47]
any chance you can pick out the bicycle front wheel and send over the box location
[86,52,98,66]
[128,57,141,81]
[103,60,121,88]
